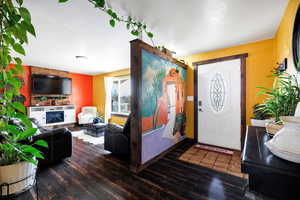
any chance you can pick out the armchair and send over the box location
[104,115,130,156]
[78,106,97,124]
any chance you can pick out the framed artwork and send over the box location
[293,4,300,71]
[130,39,188,172]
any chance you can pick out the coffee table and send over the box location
[83,123,106,137]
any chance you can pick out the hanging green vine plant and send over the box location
[0,0,48,166]
[59,0,154,40]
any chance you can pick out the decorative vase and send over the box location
[251,119,266,127]
[0,161,37,196]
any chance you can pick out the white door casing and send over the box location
[197,59,241,150]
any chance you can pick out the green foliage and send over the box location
[257,71,300,123]
[0,0,47,166]
[109,19,115,27]
[59,0,154,40]
[252,104,272,120]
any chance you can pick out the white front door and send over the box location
[197,59,241,150]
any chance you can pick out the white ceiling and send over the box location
[21,0,288,75]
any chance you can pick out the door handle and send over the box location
[198,100,203,112]
[198,100,202,106]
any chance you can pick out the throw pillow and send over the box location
[265,126,300,163]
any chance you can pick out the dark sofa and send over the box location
[104,115,130,156]
[30,119,72,166]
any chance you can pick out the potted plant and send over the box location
[251,104,272,127]
[257,71,300,135]
[0,1,48,196]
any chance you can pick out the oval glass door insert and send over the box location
[210,72,226,113]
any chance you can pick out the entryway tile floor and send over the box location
[179,144,248,179]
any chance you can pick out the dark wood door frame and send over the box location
[193,53,248,151]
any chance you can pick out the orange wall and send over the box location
[275,0,300,74]
[17,65,31,107]
[182,39,276,139]
[69,72,93,116]
[17,66,93,119]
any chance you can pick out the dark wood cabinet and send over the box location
[242,126,300,199]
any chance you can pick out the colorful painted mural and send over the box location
[141,49,187,163]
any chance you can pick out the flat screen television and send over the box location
[32,75,72,95]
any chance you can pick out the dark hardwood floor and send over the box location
[15,138,248,200]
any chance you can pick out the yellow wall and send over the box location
[92,0,298,137]
[275,0,300,74]
[93,69,130,125]
[182,39,276,139]
[180,0,299,139]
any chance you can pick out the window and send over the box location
[111,77,131,115]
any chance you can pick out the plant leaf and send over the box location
[13,43,25,55]
[34,140,48,148]
[22,145,44,159]
[131,30,139,36]
[5,125,21,135]
[107,9,113,16]
[14,57,22,65]
[19,7,31,22]
[256,90,266,96]
[12,101,26,113]
[17,128,37,140]
[59,0,69,2]
[14,64,24,73]
[109,19,115,27]
[147,32,154,38]
[16,113,32,128]
[16,0,24,6]
[256,86,270,90]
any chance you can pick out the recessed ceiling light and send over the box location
[75,56,88,60]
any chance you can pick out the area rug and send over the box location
[71,130,104,145]
[179,144,248,179]
[194,144,234,155]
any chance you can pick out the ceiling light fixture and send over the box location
[75,56,88,60]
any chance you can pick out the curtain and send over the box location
[104,77,114,123]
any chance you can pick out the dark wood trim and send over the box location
[130,40,142,172]
[130,39,189,173]
[292,3,300,71]
[130,39,187,69]
[193,53,248,151]
[240,56,247,150]
[193,66,198,143]
[192,53,248,66]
